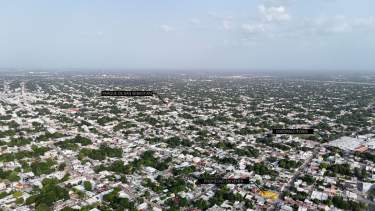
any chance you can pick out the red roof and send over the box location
[354,145,368,152]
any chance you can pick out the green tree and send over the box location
[194,199,209,210]
[15,197,24,205]
[36,203,51,211]
[7,171,20,182]
[58,163,66,171]
[83,181,92,191]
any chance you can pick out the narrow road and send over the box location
[356,192,375,207]
[269,145,321,211]
[50,144,74,174]
[281,146,320,193]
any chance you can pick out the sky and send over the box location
[0,0,375,72]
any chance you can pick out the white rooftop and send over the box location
[328,136,364,151]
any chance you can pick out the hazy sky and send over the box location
[1,0,375,71]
